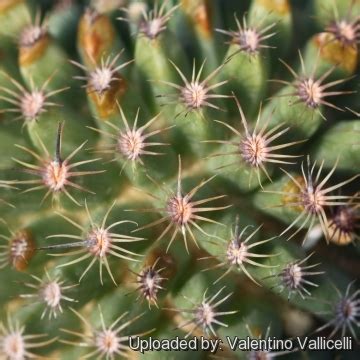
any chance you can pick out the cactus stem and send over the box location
[20,268,77,320]
[18,9,47,48]
[270,50,354,119]
[61,306,152,358]
[0,314,56,359]
[131,257,167,309]
[315,281,360,340]
[265,156,360,243]
[43,201,145,285]
[0,71,69,124]
[119,0,180,40]
[12,124,104,206]
[216,13,277,57]
[246,323,297,358]
[165,286,237,338]
[89,105,174,173]
[132,156,231,253]
[324,0,360,48]
[326,19,360,48]
[0,229,35,271]
[156,59,229,114]
[327,194,359,246]
[17,9,52,66]
[206,95,305,188]
[71,50,133,97]
[200,218,279,286]
[265,252,324,300]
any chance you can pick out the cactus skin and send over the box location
[0,0,359,359]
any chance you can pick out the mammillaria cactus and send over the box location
[0,0,359,359]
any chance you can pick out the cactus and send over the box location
[0,0,359,359]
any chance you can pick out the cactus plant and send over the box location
[0,0,359,359]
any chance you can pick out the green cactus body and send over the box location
[0,0,30,38]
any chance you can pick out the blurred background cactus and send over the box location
[0,0,359,359]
